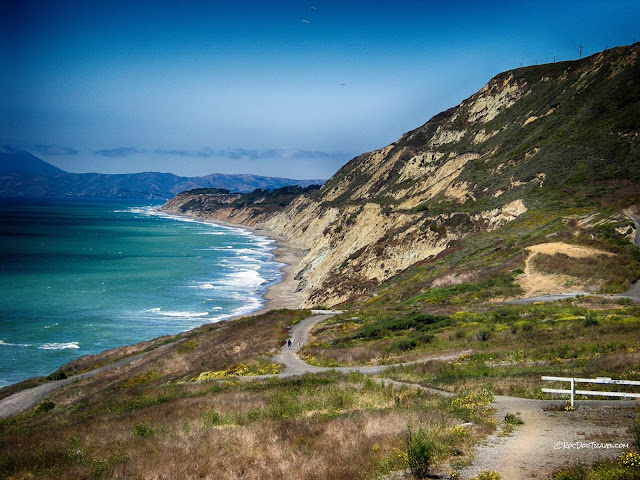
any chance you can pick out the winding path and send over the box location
[275,312,636,480]
[0,342,175,419]
[272,311,469,379]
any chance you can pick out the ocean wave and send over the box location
[232,248,269,257]
[145,308,209,318]
[39,342,80,350]
[188,283,217,290]
[0,340,30,347]
[221,269,266,290]
[112,206,158,215]
[229,296,263,318]
[234,255,264,264]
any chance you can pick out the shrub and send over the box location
[46,370,67,381]
[503,412,524,426]
[618,451,640,469]
[584,313,599,327]
[502,412,524,435]
[390,338,418,351]
[476,329,491,342]
[471,472,503,480]
[132,422,154,437]
[203,408,222,427]
[177,339,198,354]
[375,447,408,476]
[405,425,442,478]
[35,400,55,413]
[447,388,495,423]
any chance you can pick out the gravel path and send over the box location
[459,396,636,479]
[0,343,173,419]
[272,311,470,377]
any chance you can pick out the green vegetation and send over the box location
[183,187,231,195]
[552,452,640,480]
[301,298,640,399]
[230,185,321,209]
[501,412,524,435]
[405,425,442,478]
[193,361,284,380]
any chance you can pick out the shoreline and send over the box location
[157,210,307,314]
[209,218,307,312]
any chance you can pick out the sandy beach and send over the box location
[242,225,307,311]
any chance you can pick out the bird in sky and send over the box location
[302,19,310,23]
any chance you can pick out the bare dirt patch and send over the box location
[518,242,614,297]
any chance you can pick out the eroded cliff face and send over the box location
[163,44,640,307]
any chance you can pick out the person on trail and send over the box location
[287,338,292,350]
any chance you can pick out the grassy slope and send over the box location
[0,309,497,480]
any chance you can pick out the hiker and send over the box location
[287,338,292,350]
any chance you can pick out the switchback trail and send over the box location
[272,311,470,380]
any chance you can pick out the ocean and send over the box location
[0,197,282,387]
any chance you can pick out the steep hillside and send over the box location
[165,44,640,307]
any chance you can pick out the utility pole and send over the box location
[579,44,583,59]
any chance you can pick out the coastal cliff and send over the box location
[163,44,640,307]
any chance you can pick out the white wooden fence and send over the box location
[541,376,640,407]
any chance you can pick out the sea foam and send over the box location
[39,342,80,350]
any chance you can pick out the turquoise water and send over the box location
[0,197,282,387]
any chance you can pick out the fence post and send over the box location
[570,378,575,408]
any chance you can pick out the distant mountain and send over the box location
[0,148,324,199]
[0,147,66,175]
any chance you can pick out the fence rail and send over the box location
[541,376,640,407]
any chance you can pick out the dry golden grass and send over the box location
[0,371,493,479]
[37,309,307,411]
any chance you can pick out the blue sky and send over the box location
[1,1,638,179]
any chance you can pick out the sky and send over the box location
[1,1,639,179]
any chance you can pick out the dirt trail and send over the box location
[511,209,640,305]
[0,343,173,419]
[273,311,470,378]
[459,396,635,479]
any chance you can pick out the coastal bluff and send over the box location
[164,44,640,309]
